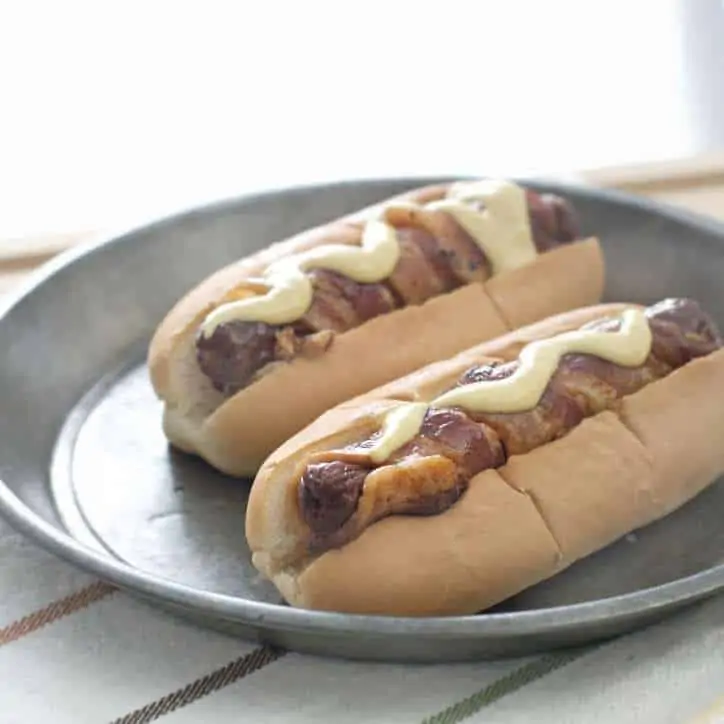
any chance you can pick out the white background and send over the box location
[0,0,722,239]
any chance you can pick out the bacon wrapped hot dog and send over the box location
[149,179,603,476]
[246,299,724,616]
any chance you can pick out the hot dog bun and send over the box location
[246,303,724,616]
[149,182,604,477]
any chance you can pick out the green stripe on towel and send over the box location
[422,647,592,724]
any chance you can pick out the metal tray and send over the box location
[2,177,724,663]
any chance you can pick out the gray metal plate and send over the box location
[2,177,724,663]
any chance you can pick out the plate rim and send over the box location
[3,174,724,643]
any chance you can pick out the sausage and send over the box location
[195,321,278,397]
[299,461,370,535]
[396,408,505,476]
[462,362,589,456]
[196,190,581,395]
[298,298,722,540]
[383,227,460,305]
[525,191,579,252]
[301,269,399,334]
[298,409,505,539]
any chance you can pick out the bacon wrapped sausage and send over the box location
[297,299,722,548]
[197,189,580,395]
[150,179,604,478]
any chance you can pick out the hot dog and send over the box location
[148,179,604,476]
[246,299,724,617]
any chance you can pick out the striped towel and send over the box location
[2,512,724,724]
